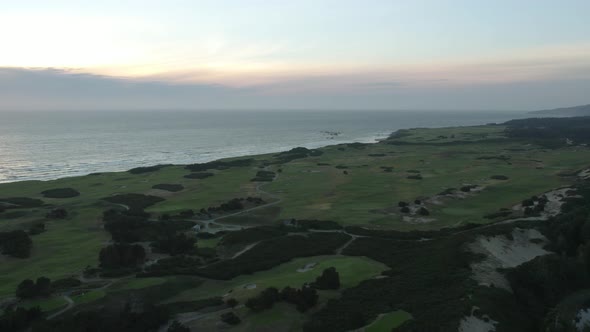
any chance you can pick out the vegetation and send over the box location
[152,183,184,192]
[16,277,51,299]
[40,188,80,198]
[0,230,32,258]
[3,118,590,330]
[99,243,145,269]
[183,172,214,179]
[312,267,340,290]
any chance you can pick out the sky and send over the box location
[1,0,589,111]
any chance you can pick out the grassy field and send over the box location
[169,255,388,302]
[1,123,590,313]
[365,311,412,332]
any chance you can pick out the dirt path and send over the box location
[231,242,260,259]
[47,295,74,320]
[197,167,282,229]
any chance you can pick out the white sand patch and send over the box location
[511,187,576,219]
[297,262,318,273]
[469,228,549,291]
[579,169,590,179]
[402,216,436,224]
[459,307,498,332]
[574,308,590,331]
[243,284,257,290]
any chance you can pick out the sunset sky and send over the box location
[1,0,589,111]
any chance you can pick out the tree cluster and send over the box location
[245,285,319,313]
[99,243,145,269]
[0,230,32,258]
[312,267,340,290]
[16,277,51,299]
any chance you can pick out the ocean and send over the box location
[0,110,529,183]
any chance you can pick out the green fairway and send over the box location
[169,255,388,302]
[18,296,68,312]
[71,290,106,305]
[2,123,590,310]
[365,310,412,332]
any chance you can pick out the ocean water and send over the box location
[0,110,529,183]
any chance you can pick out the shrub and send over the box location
[400,207,410,213]
[151,233,196,256]
[152,184,184,192]
[490,175,509,180]
[102,193,164,211]
[220,226,286,246]
[40,188,80,198]
[0,197,44,209]
[0,230,32,258]
[251,170,276,182]
[0,307,42,332]
[99,243,145,269]
[418,207,430,216]
[185,158,254,172]
[167,320,190,332]
[313,267,340,290]
[245,287,280,312]
[46,208,68,219]
[184,172,214,180]
[16,277,51,299]
[226,298,239,308]
[220,312,241,325]
[128,165,168,174]
[281,286,319,312]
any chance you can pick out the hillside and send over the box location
[2,118,590,331]
[530,104,590,116]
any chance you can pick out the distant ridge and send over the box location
[530,104,590,116]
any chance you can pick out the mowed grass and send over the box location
[1,124,590,303]
[0,161,264,298]
[169,255,388,302]
[18,296,68,312]
[71,290,106,305]
[0,206,107,298]
[365,310,413,332]
[111,277,167,291]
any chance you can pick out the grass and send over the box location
[365,310,412,332]
[1,124,590,304]
[111,277,167,291]
[18,296,68,312]
[168,255,388,302]
[71,290,106,305]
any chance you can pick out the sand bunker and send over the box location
[297,262,318,273]
[579,169,590,179]
[469,228,548,291]
[512,187,576,219]
[459,307,498,332]
[575,308,590,331]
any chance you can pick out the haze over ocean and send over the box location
[0,110,529,183]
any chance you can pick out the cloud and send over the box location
[1,66,590,111]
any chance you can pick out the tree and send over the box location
[99,243,145,269]
[16,277,52,298]
[36,277,52,297]
[46,208,68,219]
[418,207,430,216]
[0,230,33,258]
[220,312,241,325]
[167,320,190,332]
[226,298,239,309]
[245,287,279,312]
[16,279,37,299]
[313,267,340,290]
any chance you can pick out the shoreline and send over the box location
[0,131,390,185]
